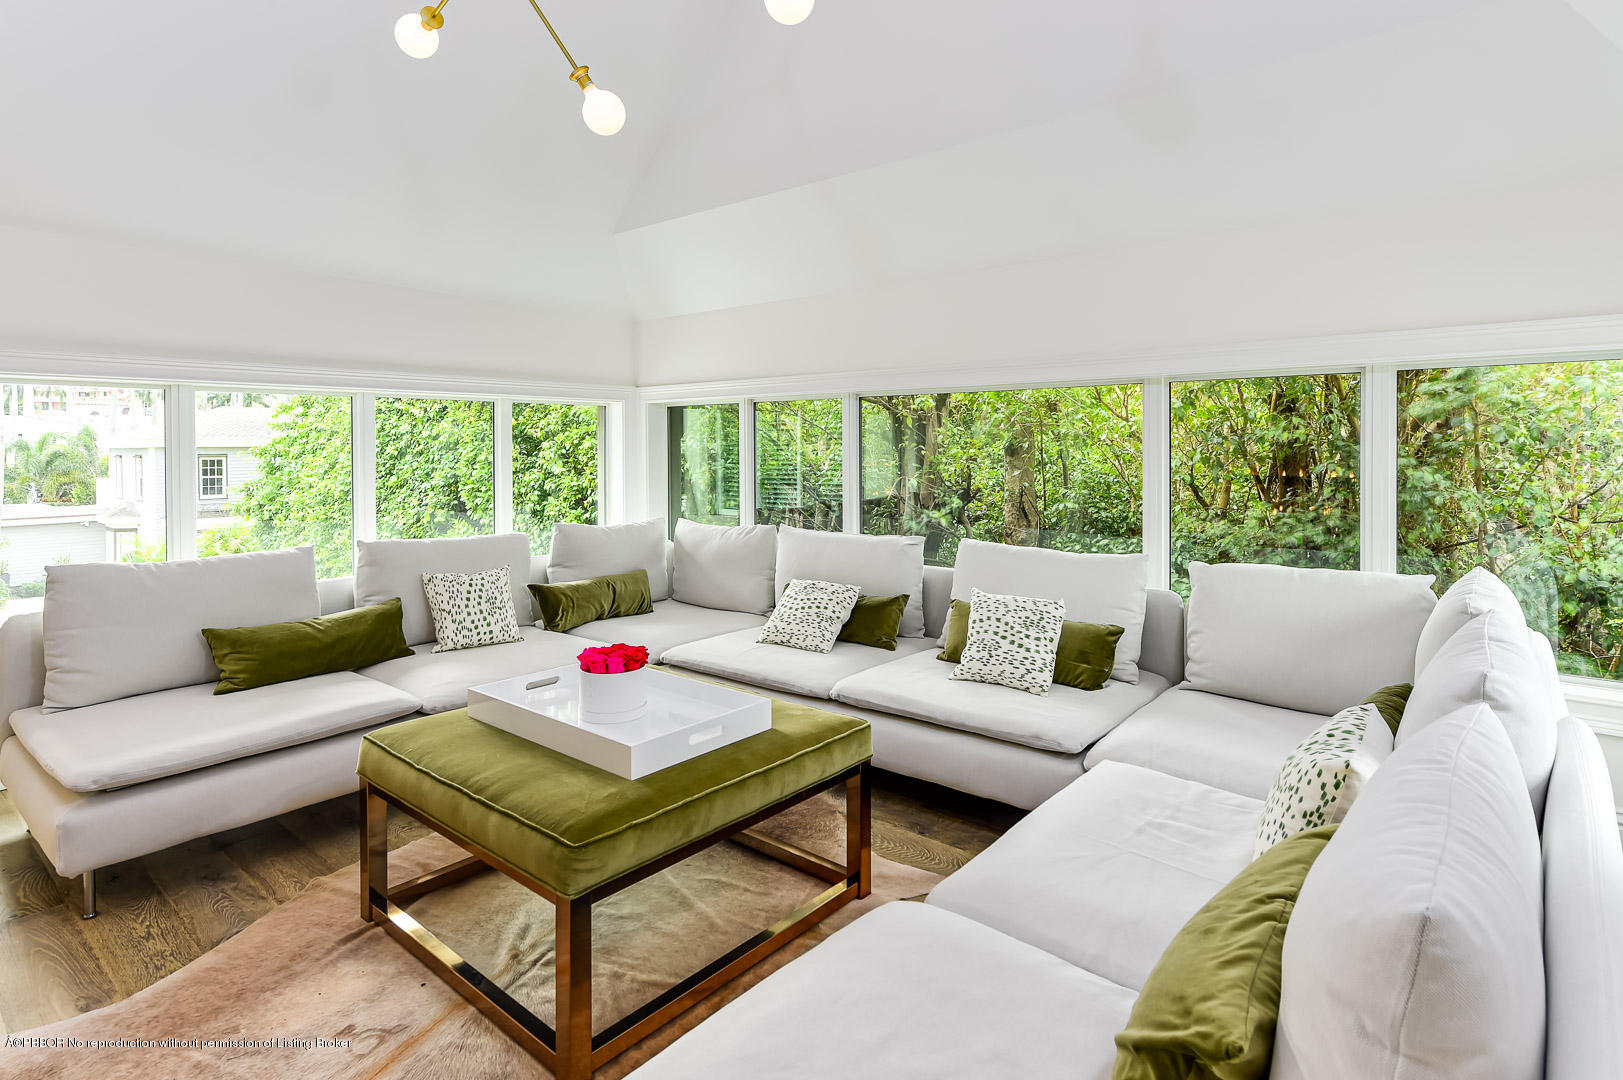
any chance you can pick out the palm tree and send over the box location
[6,429,101,504]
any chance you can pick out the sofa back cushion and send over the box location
[43,547,321,710]
[1541,716,1623,1080]
[775,527,926,637]
[1400,608,1560,823]
[672,519,777,614]
[1272,701,1545,1080]
[1413,566,1526,677]
[949,539,1148,683]
[1183,562,1436,715]
[548,519,670,602]
[355,533,532,647]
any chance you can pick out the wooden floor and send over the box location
[0,769,1022,1034]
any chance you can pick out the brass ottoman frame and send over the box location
[360,761,871,1080]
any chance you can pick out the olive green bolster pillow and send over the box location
[528,568,654,633]
[201,597,415,695]
[837,594,910,651]
[1361,682,1413,736]
[937,598,1123,690]
[1111,824,1339,1080]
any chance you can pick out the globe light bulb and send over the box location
[580,83,626,137]
[395,12,440,59]
[765,0,815,26]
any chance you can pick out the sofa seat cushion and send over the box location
[357,704,870,898]
[358,626,585,715]
[1083,687,1329,799]
[663,628,936,700]
[565,600,767,663]
[9,673,420,793]
[627,901,1138,1080]
[928,761,1261,991]
[830,649,1168,754]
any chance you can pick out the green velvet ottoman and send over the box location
[357,701,872,1080]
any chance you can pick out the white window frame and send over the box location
[637,318,1623,731]
[197,454,227,500]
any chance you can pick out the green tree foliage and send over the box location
[226,396,599,577]
[513,402,600,551]
[5,427,102,504]
[859,387,1143,566]
[756,399,842,531]
[231,395,354,576]
[375,397,495,540]
[670,404,740,526]
[1170,374,1361,592]
[1398,361,1623,680]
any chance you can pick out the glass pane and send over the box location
[668,404,740,528]
[1398,360,1623,681]
[1,384,166,618]
[860,386,1143,567]
[1170,374,1361,593]
[513,402,601,553]
[755,399,842,531]
[194,391,353,577]
[376,397,495,539]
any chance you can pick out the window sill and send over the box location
[1561,676,1623,739]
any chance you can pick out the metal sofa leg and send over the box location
[81,869,97,919]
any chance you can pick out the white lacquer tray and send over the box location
[467,665,772,779]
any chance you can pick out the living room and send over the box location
[1,2,1621,1078]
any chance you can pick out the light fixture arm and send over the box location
[524,0,581,74]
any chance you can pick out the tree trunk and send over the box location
[1002,432,1042,546]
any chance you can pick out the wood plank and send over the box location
[0,903,120,1031]
[142,837,278,952]
[76,861,207,1002]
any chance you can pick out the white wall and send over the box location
[0,222,636,387]
[635,170,1623,387]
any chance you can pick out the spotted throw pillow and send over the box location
[421,565,524,653]
[757,579,861,653]
[950,588,1066,696]
[1254,702,1394,859]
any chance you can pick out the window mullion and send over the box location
[166,384,196,560]
[1362,365,1398,573]
[841,394,861,534]
[1142,378,1171,591]
[738,400,757,527]
[352,393,377,547]
[494,397,514,534]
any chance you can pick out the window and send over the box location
[755,399,842,531]
[194,391,354,576]
[1398,360,1623,681]
[0,384,166,615]
[668,404,740,529]
[198,455,226,499]
[1170,374,1360,593]
[375,397,495,540]
[860,386,1143,567]
[512,401,601,552]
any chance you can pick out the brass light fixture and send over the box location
[393,0,626,136]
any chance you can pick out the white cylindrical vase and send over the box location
[579,667,648,723]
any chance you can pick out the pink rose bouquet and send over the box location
[577,643,650,675]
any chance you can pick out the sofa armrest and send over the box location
[0,612,46,740]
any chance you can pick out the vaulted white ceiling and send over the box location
[5,0,1623,345]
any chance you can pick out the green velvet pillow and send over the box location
[1362,682,1413,736]
[1054,620,1125,691]
[837,594,909,650]
[528,569,654,633]
[1112,824,1338,1080]
[201,598,414,695]
[938,598,1123,690]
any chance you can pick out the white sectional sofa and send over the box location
[629,563,1623,1080]
[2,512,1617,1080]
